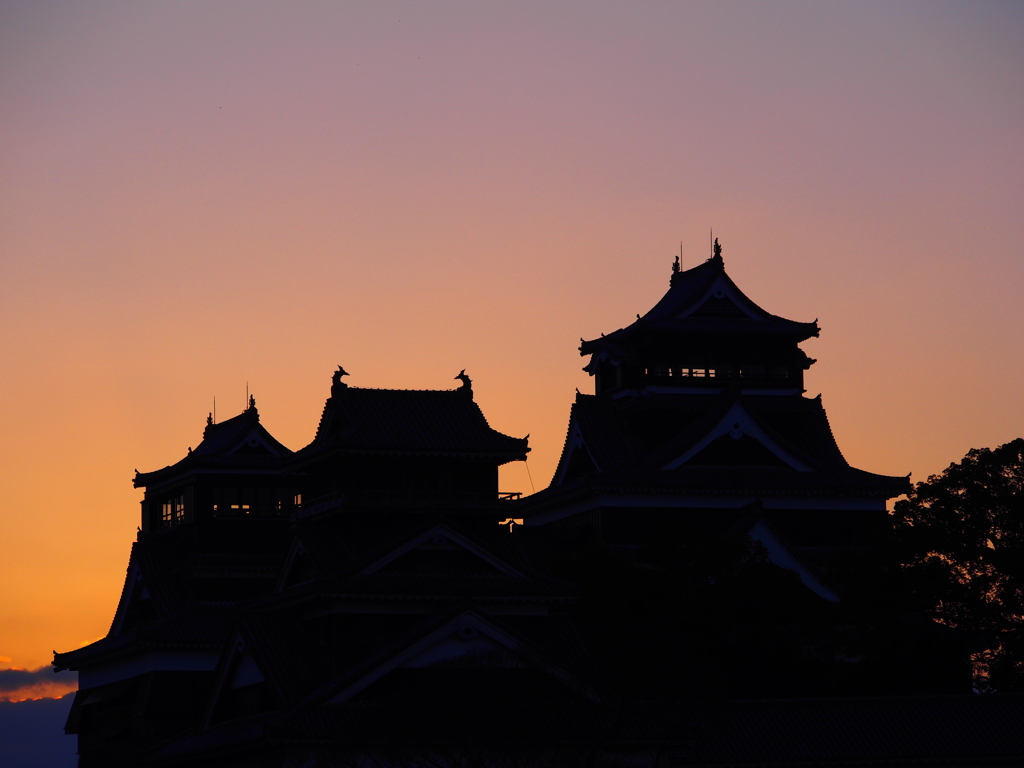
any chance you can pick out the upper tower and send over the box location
[580,240,819,397]
[133,399,295,533]
[532,240,909,538]
[289,368,530,507]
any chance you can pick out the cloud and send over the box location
[0,657,11,663]
[0,694,77,766]
[0,667,77,702]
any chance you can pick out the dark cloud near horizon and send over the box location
[0,666,77,693]
[0,694,77,768]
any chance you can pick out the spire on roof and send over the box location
[711,237,723,264]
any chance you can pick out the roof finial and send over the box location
[248,394,256,411]
[713,237,722,263]
[671,242,683,285]
[331,366,349,395]
[455,369,473,399]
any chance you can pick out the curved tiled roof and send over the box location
[580,253,819,358]
[296,386,528,462]
[544,392,909,501]
[134,407,293,489]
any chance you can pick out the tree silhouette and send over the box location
[893,438,1024,691]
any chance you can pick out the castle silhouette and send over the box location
[55,244,1024,766]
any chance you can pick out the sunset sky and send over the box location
[1,1,1022,696]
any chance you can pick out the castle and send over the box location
[55,244,1020,767]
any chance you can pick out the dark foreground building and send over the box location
[55,244,1024,767]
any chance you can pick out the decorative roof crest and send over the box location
[331,366,349,396]
[455,369,473,399]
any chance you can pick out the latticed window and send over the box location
[174,495,185,523]
[161,494,186,527]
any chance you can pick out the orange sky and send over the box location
[1,1,1022,685]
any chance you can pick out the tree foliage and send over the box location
[893,438,1024,691]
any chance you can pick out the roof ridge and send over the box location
[343,386,465,393]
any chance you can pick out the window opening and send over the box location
[161,494,186,527]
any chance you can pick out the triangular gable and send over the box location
[357,524,523,578]
[675,276,763,322]
[326,610,594,704]
[135,409,293,490]
[662,401,810,471]
[275,540,315,592]
[202,634,243,727]
[552,421,600,487]
[748,519,839,602]
[202,634,275,728]
[109,563,159,637]
[224,427,288,458]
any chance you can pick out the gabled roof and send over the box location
[199,612,321,728]
[134,406,293,489]
[151,610,603,761]
[580,251,819,360]
[262,513,571,604]
[544,392,910,501]
[356,523,525,577]
[294,384,528,463]
[299,607,597,706]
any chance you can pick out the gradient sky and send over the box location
[1,1,1022,690]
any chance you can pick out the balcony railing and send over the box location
[210,503,294,518]
[294,489,523,518]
